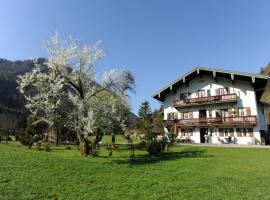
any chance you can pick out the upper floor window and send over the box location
[197,90,205,98]
[216,87,229,95]
[207,89,211,96]
[180,92,191,100]
[179,112,193,119]
[239,108,246,116]
[184,112,190,119]
[167,112,178,120]
[208,110,212,118]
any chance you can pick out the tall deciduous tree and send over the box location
[18,33,135,156]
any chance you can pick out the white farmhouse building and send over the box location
[153,67,269,145]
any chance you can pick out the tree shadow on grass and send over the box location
[114,147,213,165]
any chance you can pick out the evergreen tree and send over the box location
[152,106,164,135]
[138,101,152,134]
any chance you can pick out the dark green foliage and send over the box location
[0,129,12,144]
[146,140,162,155]
[260,63,270,124]
[18,118,42,149]
[138,100,152,134]
[0,58,138,135]
[152,106,164,135]
[0,58,46,132]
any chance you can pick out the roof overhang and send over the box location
[152,67,270,102]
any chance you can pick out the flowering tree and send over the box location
[18,34,135,156]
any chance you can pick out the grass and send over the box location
[1,140,270,200]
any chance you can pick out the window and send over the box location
[183,112,190,119]
[239,108,246,116]
[208,110,212,118]
[209,128,214,136]
[221,109,228,117]
[236,128,250,137]
[167,112,177,120]
[236,128,242,137]
[207,89,211,96]
[215,110,221,118]
[180,93,191,100]
[248,128,253,137]
[197,90,205,98]
[218,128,224,137]
[218,87,229,95]
[181,129,193,137]
[224,129,229,136]
[229,128,234,137]
[242,128,247,137]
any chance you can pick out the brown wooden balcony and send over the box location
[166,116,257,127]
[173,93,237,108]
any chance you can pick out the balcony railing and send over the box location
[166,116,257,127]
[173,93,237,107]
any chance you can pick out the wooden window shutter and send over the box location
[246,107,251,116]
[189,112,193,119]
[248,128,253,137]
[236,128,241,137]
[234,108,239,116]
[228,109,233,117]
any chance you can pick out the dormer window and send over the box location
[216,87,229,95]
[197,90,205,98]
[180,92,191,100]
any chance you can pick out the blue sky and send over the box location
[1,0,270,114]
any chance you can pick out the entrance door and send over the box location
[200,128,208,143]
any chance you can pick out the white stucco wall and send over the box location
[163,75,266,145]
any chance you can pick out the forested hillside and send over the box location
[0,58,138,132]
[0,58,46,131]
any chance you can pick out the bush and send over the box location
[18,117,42,149]
[146,134,170,156]
[146,140,162,155]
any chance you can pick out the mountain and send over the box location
[0,58,138,132]
[0,58,46,131]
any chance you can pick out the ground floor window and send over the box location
[215,128,234,137]
[236,128,253,137]
[179,128,193,137]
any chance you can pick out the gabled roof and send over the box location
[153,66,270,102]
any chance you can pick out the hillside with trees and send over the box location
[0,57,138,135]
[0,58,47,132]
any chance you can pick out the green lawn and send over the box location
[1,140,270,200]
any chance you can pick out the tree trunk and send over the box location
[55,128,59,146]
[55,116,59,146]
[79,134,89,156]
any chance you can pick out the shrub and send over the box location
[146,140,162,155]
[44,144,50,152]
[18,117,42,149]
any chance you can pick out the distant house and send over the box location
[153,67,269,145]
[32,118,56,143]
